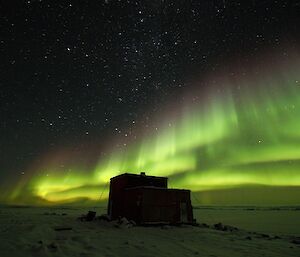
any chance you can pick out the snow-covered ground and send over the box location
[0,206,299,257]
[194,206,300,236]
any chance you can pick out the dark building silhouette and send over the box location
[107,172,193,224]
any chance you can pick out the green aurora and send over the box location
[5,57,300,205]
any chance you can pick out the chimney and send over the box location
[140,172,146,176]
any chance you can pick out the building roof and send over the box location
[124,186,190,192]
[110,172,167,181]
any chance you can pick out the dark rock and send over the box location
[260,233,270,238]
[47,242,58,250]
[115,217,135,228]
[291,239,300,245]
[86,211,96,221]
[97,214,110,222]
[213,222,238,232]
[225,225,239,232]
[118,217,129,225]
[214,222,224,230]
[54,227,72,231]
[199,223,209,228]
[78,211,96,221]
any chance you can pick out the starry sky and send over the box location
[1,0,300,205]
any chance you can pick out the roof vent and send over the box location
[140,172,146,176]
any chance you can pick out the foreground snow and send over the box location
[0,206,299,257]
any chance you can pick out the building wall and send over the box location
[138,188,193,224]
[108,174,193,224]
[108,173,167,220]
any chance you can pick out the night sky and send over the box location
[1,1,300,205]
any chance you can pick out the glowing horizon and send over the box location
[5,55,300,205]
